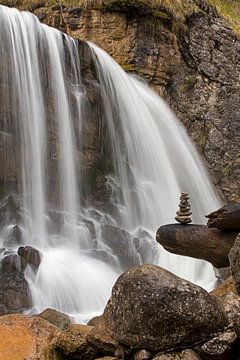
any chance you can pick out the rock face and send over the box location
[27,0,240,203]
[105,264,228,353]
[0,1,239,203]
[229,233,240,293]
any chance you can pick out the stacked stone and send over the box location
[175,192,192,225]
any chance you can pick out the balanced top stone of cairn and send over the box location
[175,192,192,225]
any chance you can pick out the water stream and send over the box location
[0,5,221,321]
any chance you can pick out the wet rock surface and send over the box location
[101,225,141,269]
[105,264,228,352]
[0,252,31,315]
[21,1,240,204]
[0,1,239,204]
[18,245,42,269]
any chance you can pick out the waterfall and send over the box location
[0,5,221,321]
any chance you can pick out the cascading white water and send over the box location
[0,6,222,321]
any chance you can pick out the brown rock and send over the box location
[94,357,120,360]
[195,329,238,360]
[152,349,201,359]
[134,349,152,359]
[87,314,104,327]
[206,204,240,230]
[156,224,237,268]
[211,277,237,298]
[105,264,228,353]
[87,317,117,355]
[211,277,240,326]
[37,308,71,330]
[0,314,61,359]
[57,323,97,359]
[175,192,192,225]
[18,246,42,268]
[229,233,240,293]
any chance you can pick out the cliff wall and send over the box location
[2,0,240,203]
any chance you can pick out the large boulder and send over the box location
[0,314,61,359]
[156,224,237,268]
[105,264,228,353]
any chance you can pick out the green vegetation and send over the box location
[223,164,232,176]
[184,75,198,90]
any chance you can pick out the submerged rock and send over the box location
[101,225,141,269]
[3,224,22,247]
[105,264,228,353]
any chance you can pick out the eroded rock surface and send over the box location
[0,314,61,360]
[105,264,228,353]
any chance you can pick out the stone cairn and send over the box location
[175,192,192,225]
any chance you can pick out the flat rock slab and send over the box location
[156,224,237,268]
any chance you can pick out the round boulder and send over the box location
[105,264,228,352]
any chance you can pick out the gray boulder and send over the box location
[105,264,228,353]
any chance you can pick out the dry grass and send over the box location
[2,0,240,35]
[78,0,199,22]
[207,0,240,34]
